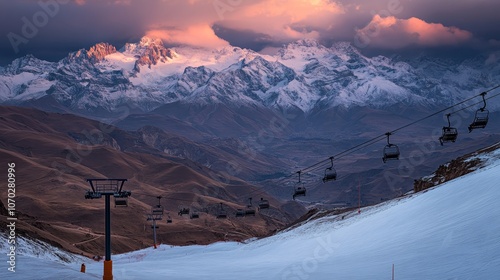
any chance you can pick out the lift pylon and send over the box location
[146,196,164,249]
[85,178,131,280]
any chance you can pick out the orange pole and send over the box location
[103,260,113,280]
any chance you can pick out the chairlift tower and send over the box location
[85,178,131,280]
[147,196,164,249]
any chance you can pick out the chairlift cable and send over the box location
[244,85,500,196]
[450,90,500,115]
[135,86,500,204]
[299,86,500,174]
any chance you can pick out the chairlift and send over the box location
[235,209,245,217]
[151,196,164,215]
[468,92,489,132]
[382,132,400,163]
[166,213,173,223]
[178,207,190,216]
[216,203,227,219]
[322,157,337,183]
[151,205,164,215]
[293,171,306,200]
[113,192,129,207]
[439,113,458,145]
[258,198,270,210]
[85,190,101,199]
[245,198,256,216]
[190,211,200,219]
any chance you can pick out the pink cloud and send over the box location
[143,0,343,49]
[146,25,230,49]
[356,15,473,49]
[220,0,344,41]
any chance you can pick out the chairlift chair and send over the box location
[439,113,458,145]
[216,203,227,219]
[217,212,228,219]
[469,110,489,132]
[292,171,306,200]
[293,186,306,200]
[166,213,173,223]
[235,209,245,217]
[151,205,164,216]
[85,190,101,199]
[244,209,256,216]
[468,93,489,132]
[258,198,270,210]
[113,193,129,207]
[178,207,190,216]
[151,196,164,215]
[245,198,256,216]
[382,132,400,163]
[322,157,337,183]
[190,211,200,219]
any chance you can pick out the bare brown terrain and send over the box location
[413,142,500,192]
[0,106,305,257]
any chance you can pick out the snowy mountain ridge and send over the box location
[0,37,499,113]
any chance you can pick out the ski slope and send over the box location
[2,152,500,279]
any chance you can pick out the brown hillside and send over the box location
[413,142,500,192]
[0,106,304,257]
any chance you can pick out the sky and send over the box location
[1,0,500,66]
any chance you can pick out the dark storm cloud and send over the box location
[212,24,283,51]
[0,0,148,65]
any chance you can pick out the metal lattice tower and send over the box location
[85,179,131,280]
[146,196,164,249]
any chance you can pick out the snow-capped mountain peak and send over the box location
[139,36,163,47]
[0,38,499,113]
[123,36,166,55]
[65,42,117,64]
[4,54,54,75]
[117,36,177,72]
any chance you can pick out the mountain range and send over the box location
[1,36,499,116]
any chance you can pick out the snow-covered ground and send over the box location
[1,153,500,279]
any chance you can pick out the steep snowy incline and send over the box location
[108,153,500,280]
[2,147,499,279]
[0,234,95,279]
